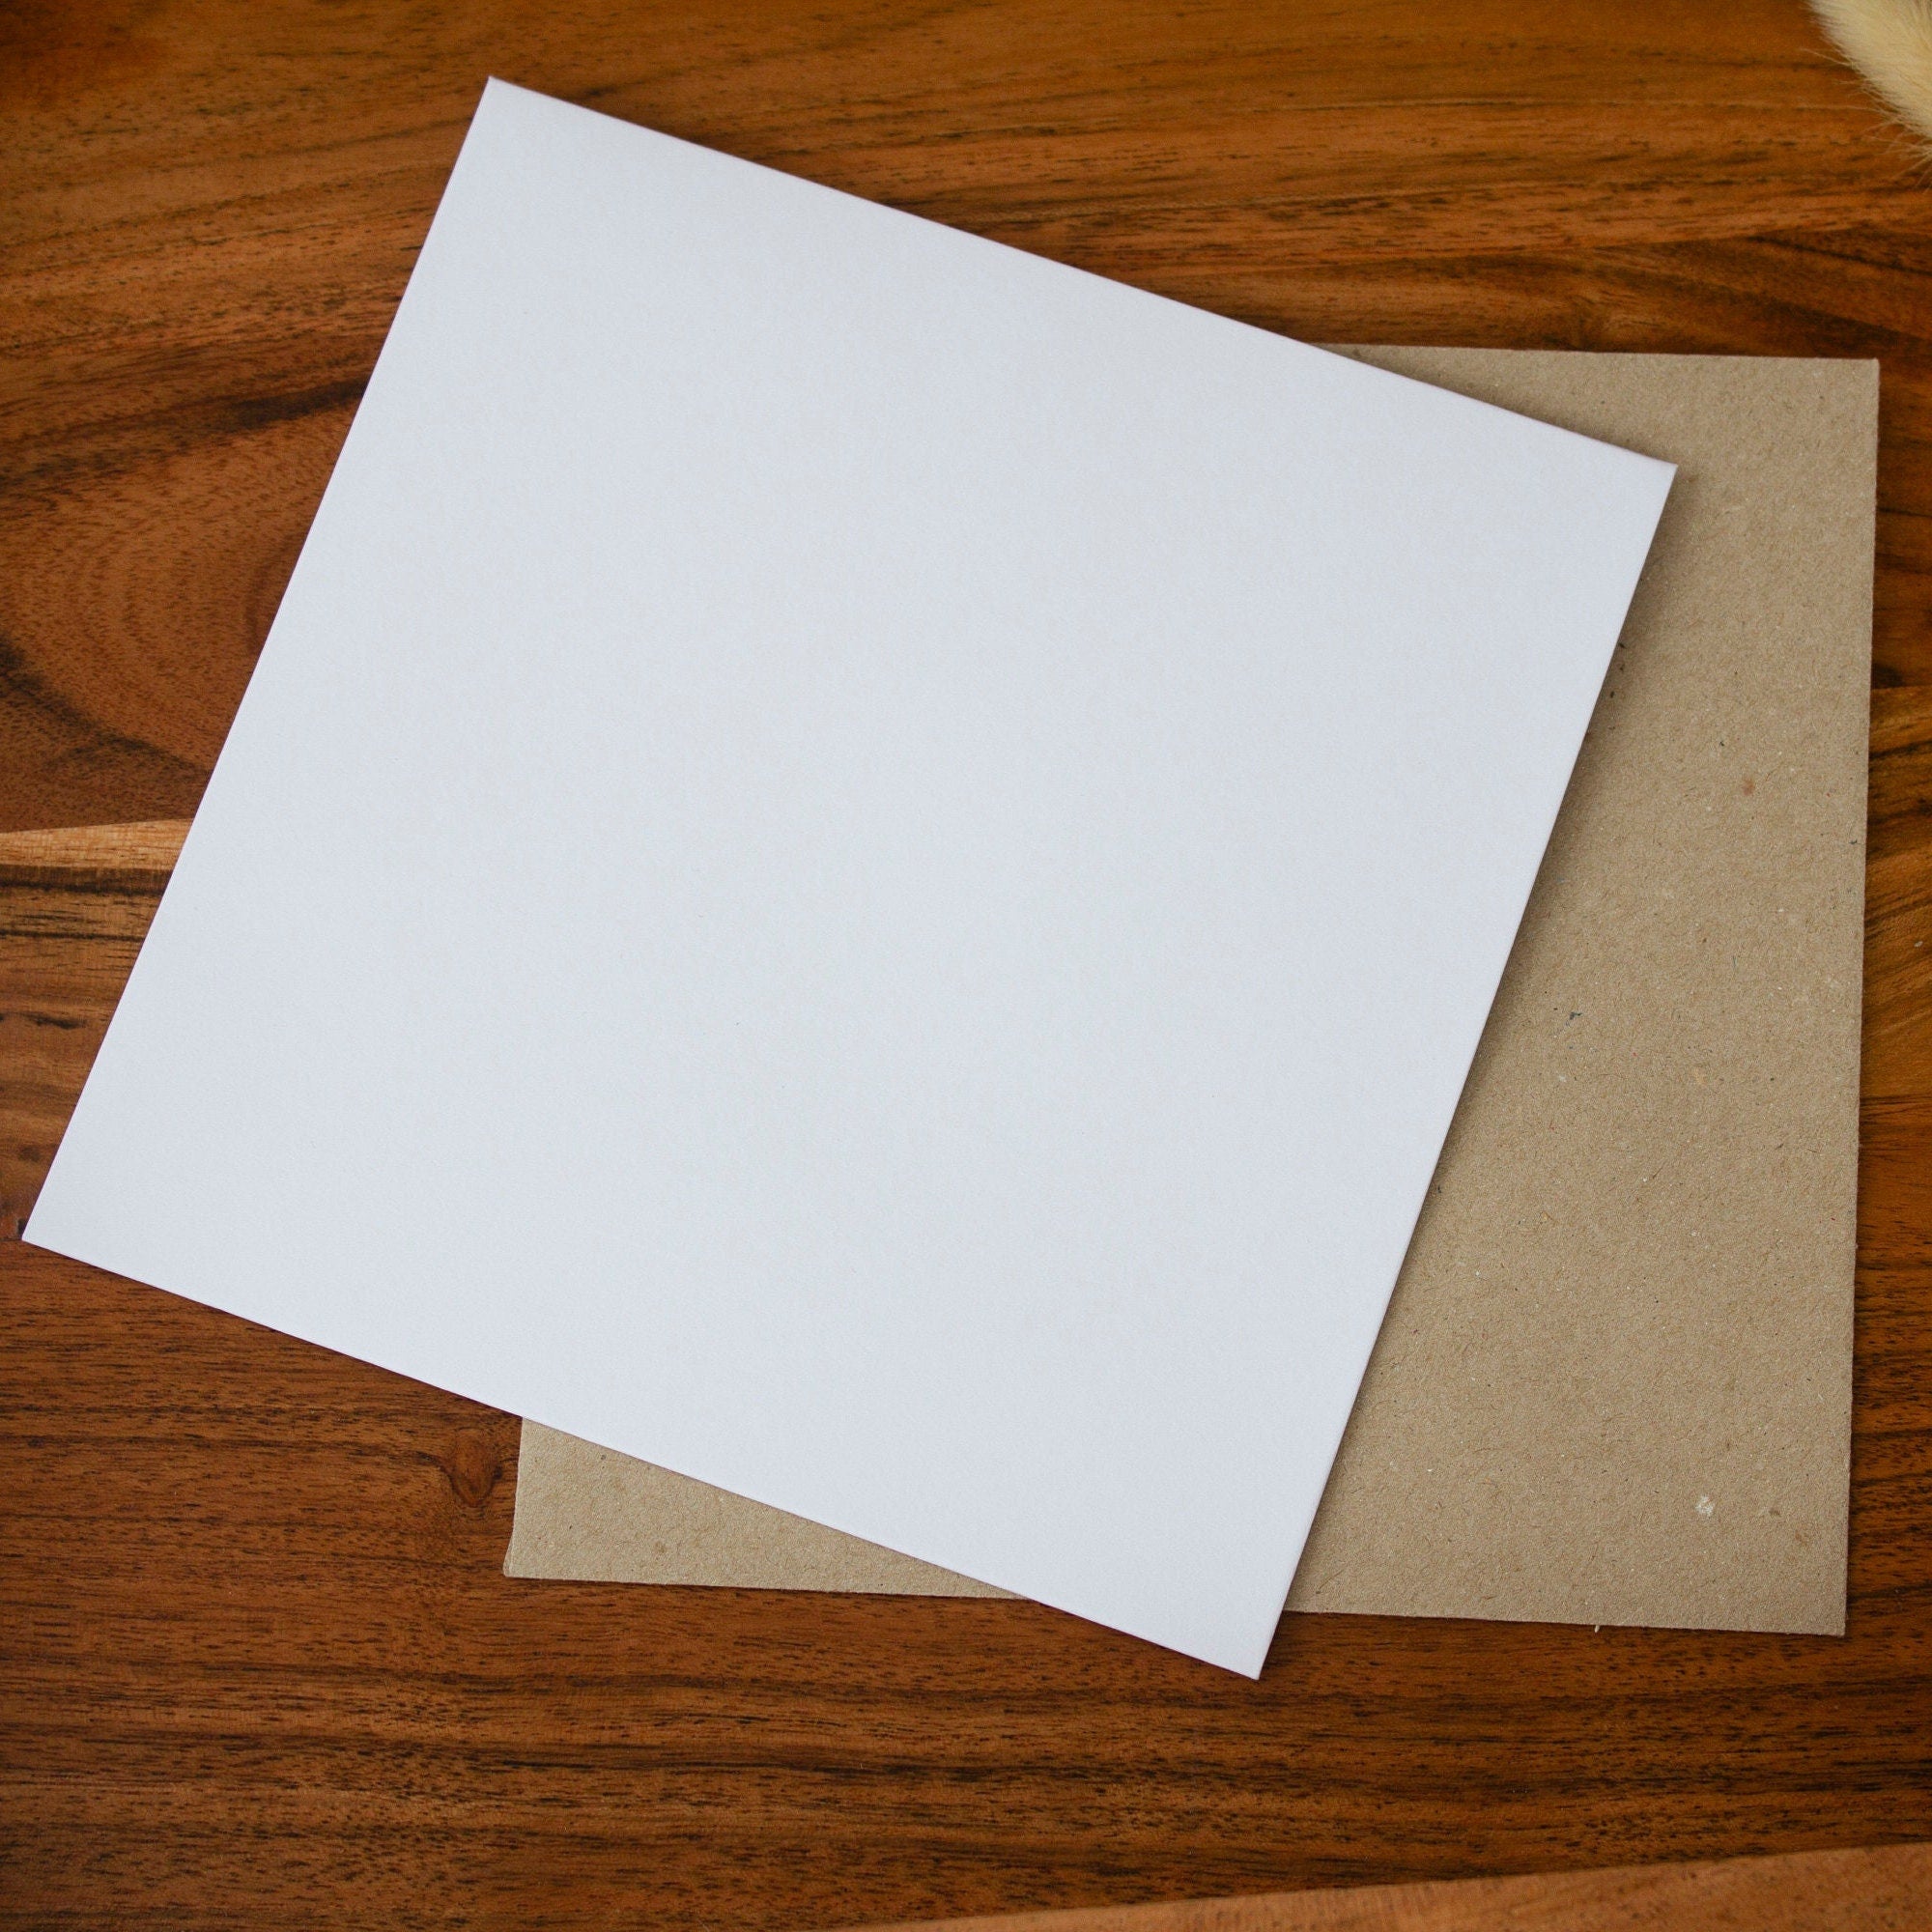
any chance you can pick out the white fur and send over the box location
[1814,0,1932,142]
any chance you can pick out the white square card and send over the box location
[27,80,1670,1674]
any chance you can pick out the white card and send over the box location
[26,79,1670,1675]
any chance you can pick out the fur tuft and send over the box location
[1813,0,1932,144]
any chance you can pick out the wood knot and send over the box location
[442,1428,500,1511]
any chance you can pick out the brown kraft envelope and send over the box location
[504,349,1874,1636]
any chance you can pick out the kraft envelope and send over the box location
[506,348,1873,1638]
[18,79,1674,1677]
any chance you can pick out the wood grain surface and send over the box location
[861,1840,1932,1931]
[4,4,1932,1928]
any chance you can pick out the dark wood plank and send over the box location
[4,6,1932,1928]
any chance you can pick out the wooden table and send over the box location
[5,4,1931,1926]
